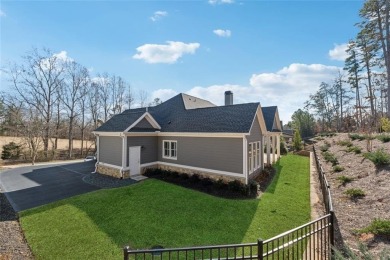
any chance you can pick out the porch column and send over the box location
[121,135,127,174]
[260,138,264,170]
[266,135,271,166]
[272,135,276,163]
[277,135,281,159]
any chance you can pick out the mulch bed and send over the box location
[0,188,33,260]
[82,172,138,189]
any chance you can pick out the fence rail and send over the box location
[124,149,335,260]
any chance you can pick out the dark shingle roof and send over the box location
[262,106,277,132]
[95,93,259,133]
[95,112,145,132]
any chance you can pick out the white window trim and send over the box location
[162,140,178,160]
[248,141,262,174]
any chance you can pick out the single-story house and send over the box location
[93,91,282,184]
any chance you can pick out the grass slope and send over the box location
[19,154,310,259]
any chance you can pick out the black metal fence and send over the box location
[124,150,335,260]
[312,147,334,214]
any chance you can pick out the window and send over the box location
[163,140,177,160]
[249,141,262,174]
[254,142,258,169]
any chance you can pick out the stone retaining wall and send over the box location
[96,164,122,178]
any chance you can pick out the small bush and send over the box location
[322,151,339,165]
[333,165,345,172]
[337,175,354,186]
[347,146,361,154]
[1,142,22,160]
[364,148,390,166]
[377,134,390,143]
[200,177,214,187]
[345,188,365,199]
[349,133,365,141]
[358,219,390,236]
[188,174,201,183]
[337,140,352,147]
[227,180,245,193]
[319,144,329,152]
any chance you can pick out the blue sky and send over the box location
[0,0,363,122]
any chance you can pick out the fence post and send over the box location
[329,211,335,258]
[123,246,130,260]
[257,239,263,260]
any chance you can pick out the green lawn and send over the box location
[19,154,310,259]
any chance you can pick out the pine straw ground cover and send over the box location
[314,133,390,256]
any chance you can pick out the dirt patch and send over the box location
[313,133,390,256]
[0,188,33,259]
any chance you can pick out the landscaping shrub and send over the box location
[376,134,390,143]
[358,219,390,237]
[189,174,201,183]
[333,165,345,172]
[337,140,353,147]
[349,133,365,141]
[337,175,354,186]
[144,168,258,198]
[227,180,245,193]
[1,141,22,160]
[345,188,365,199]
[347,146,361,154]
[364,148,390,166]
[322,151,338,165]
[319,144,330,152]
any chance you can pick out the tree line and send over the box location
[293,0,390,135]
[0,48,158,163]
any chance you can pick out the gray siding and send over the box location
[133,118,155,129]
[127,136,158,165]
[99,136,122,166]
[247,116,263,143]
[158,136,243,174]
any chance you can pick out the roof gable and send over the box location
[181,93,216,110]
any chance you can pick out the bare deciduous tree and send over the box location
[8,48,65,158]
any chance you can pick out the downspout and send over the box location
[93,133,99,174]
[120,133,125,179]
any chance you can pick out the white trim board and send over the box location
[124,112,161,132]
[140,161,244,179]
[98,131,245,138]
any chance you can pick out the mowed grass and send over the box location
[19,154,310,259]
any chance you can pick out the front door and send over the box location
[129,146,141,176]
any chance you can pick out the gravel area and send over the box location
[314,133,390,256]
[82,172,138,189]
[0,188,33,260]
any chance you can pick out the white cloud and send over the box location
[208,0,234,5]
[151,89,178,102]
[0,9,6,17]
[151,63,340,122]
[329,43,349,61]
[133,41,200,64]
[150,11,168,22]
[40,51,73,71]
[213,29,231,38]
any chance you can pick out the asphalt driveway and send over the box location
[0,161,100,212]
